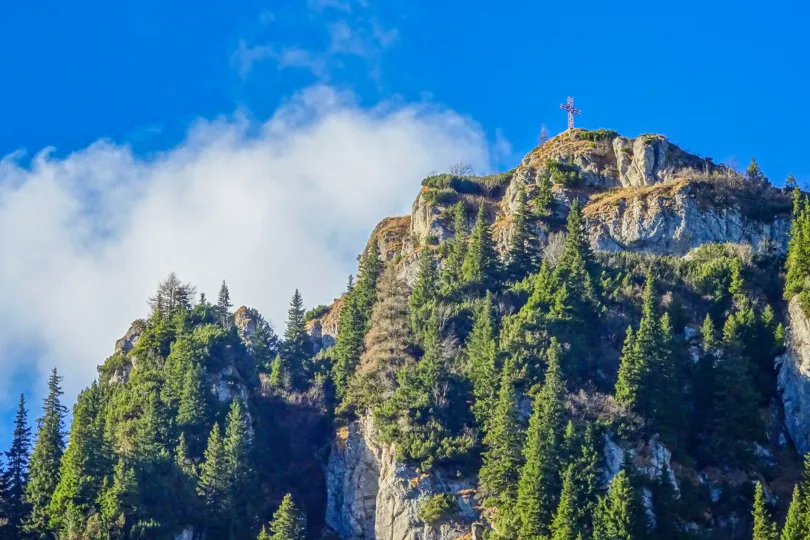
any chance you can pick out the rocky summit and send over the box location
[5,127,810,540]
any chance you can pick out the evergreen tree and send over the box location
[177,362,211,459]
[49,384,108,532]
[792,182,802,216]
[752,482,778,540]
[224,399,253,539]
[409,252,439,344]
[24,368,68,536]
[332,243,383,398]
[4,394,31,536]
[785,197,810,298]
[98,461,138,537]
[507,185,539,280]
[197,424,228,535]
[465,292,499,431]
[516,338,568,538]
[787,173,799,190]
[280,289,311,390]
[549,465,583,540]
[257,525,271,540]
[651,463,679,540]
[268,494,306,540]
[746,157,769,186]
[535,169,554,217]
[440,202,468,295]
[570,424,602,537]
[479,357,523,514]
[216,280,233,327]
[462,205,500,292]
[615,326,639,412]
[593,470,645,540]
[780,485,805,540]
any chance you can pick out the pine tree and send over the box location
[462,205,500,292]
[268,494,306,540]
[465,292,499,431]
[507,185,539,280]
[792,182,802,216]
[197,424,228,535]
[177,362,211,458]
[752,482,778,540]
[593,470,645,540]
[746,157,769,186]
[516,337,568,538]
[780,485,805,540]
[785,197,810,298]
[24,368,68,536]
[224,399,253,538]
[280,289,311,390]
[787,173,799,190]
[49,384,108,532]
[257,525,271,540]
[4,394,31,536]
[535,168,554,217]
[98,460,138,537]
[615,326,639,411]
[332,243,383,398]
[570,424,602,537]
[216,280,233,327]
[479,357,523,514]
[440,202,468,295]
[409,252,439,344]
[550,465,582,540]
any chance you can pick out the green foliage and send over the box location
[303,305,329,322]
[507,185,539,280]
[197,423,228,534]
[409,252,439,344]
[418,493,457,526]
[462,206,500,293]
[516,338,568,538]
[549,465,582,540]
[465,292,499,431]
[593,470,646,540]
[577,128,619,142]
[780,486,805,540]
[546,157,583,187]
[333,243,383,398]
[786,195,810,300]
[267,494,306,540]
[24,368,68,536]
[535,167,554,217]
[279,289,312,390]
[4,394,32,535]
[752,482,778,540]
[479,358,523,517]
[422,187,458,206]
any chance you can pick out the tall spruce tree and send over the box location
[409,252,439,344]
[780,485,805,540]
[535,169,554,216]
[98,460,138,538]
[516,337,568,538]
[280,289,311,390]
[440,202,468,296]
[268,493,306,540]
[4,394,31,536]
[549,465,583,540]
[224,399,253,539]
[593,470,645,540]
[332,243,383,398]
[198,424,228,536]
[479,357,523,516]
[216,280,233,327]
[507,185,539,280]
[462,205,499,293]
[465,292,499,431]
[49,384,108,533]
[785,197,810,299]
[24,368,68,536]
[752,482,778,540]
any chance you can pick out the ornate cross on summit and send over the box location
[560,96,581,130]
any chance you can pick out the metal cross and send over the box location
[560,96,581,130]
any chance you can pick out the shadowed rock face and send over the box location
[778,296,810,456]
[326,416,481,540]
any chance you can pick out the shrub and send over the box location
[578,128,618,142]
[421,174,455,189]
[304,305,329,322]
[423,188,458,206]
[546,158,583,187]
[418,493,457,525]
[425,234,439,246]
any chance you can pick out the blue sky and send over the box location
[0,0,808,443]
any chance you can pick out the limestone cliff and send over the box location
[778,296,810,456]
[326,416,482,540]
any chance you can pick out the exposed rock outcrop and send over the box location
[326,416,481,540]
[777,296,810,456]
[585,180,790,256]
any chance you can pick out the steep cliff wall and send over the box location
[326,416,482,540]
[778,296,810,456]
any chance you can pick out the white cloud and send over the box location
[0,86,491,406]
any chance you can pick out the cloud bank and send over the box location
[0,86,491,404]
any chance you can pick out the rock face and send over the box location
[777,296,810,456]
[411,192,453,245]
[326,416,481,540]
[585,182,790,256]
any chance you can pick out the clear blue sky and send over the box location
[0,0,808,437]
